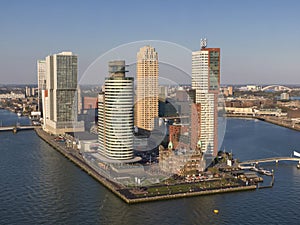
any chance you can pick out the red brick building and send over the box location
[83,97,97,109]
[169,124,189,150]
[190,103,201,150]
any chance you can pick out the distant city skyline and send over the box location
[0,0,300,84]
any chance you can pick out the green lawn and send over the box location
[134,178,241,197]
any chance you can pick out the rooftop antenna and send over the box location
[201,38,207,49]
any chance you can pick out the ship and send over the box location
[12,126,18,134]
[293,151,300,169]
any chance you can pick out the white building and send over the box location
[192,39,220,156]
[246,85,261,92]
[98,60,135,160]
[280,92,290,101]
[37,60,46,113]
[0,92,25,99]
[25,86,31,97]
[42,51,84,134]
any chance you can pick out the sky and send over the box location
[0,0,300,85]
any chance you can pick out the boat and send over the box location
[17,112,22,117]
[294,151,300,158]
[250,167,259,172]
[263,170,273,176]
[12,126,17,134]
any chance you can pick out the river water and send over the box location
[0,109,300,225]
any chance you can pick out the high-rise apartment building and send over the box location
[98,61,134,160]
[25,86,31,97]
[135,46,159,131]
[42,51,84,134]
[37,60,46,114]
[77,85,82,114]
[191,39,220,156]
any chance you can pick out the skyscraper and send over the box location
[98,61,134,160]
[37,60,46,114]
[135,46,159,131]
[192,39,220,156]
[42,51,84,134]
[25,86,31,97]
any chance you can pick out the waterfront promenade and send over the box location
[34,128,129,201]
[34,128,257,204]
[239,157,300,166]
[226,114,300,132]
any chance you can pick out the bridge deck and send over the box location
[0,126,38,131]
[240,157,300,165]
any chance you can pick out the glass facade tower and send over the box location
[43,52,84,134]
[192,44,220,156]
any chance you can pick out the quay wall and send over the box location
[35,127,257,204]
[226,114,300,132]
[126,185,257,204]
[34,128,129,203]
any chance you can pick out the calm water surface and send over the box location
[1,109,300,225]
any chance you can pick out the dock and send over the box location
[34,127,258,204]
[239,157,300,166]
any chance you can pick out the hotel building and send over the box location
[191,39,220,156]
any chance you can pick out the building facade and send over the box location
[135,46,159,131]
[37,60,46,114]
[42,51,84,134]
[191,40,220,156]
[98,61,134,160]
[169,124,190,150]
[83,97,98,110]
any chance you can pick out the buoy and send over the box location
[213,209,219,214]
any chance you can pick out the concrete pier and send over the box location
[35,127,258,204]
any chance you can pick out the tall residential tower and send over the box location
[37,60,46,114]
[135,46,159,131]
[98,61,134,160]
[191,39,220,156]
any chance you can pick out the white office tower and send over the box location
[192,40,220,156]
[37,60,46,114]
[42,51,84,134]
[98,61,134,160]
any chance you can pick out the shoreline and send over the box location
[34,127,257,204]
[226,114,300,132]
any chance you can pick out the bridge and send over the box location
[261,85,292,92]
[239,157,300,166]
[0,125,39,132]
